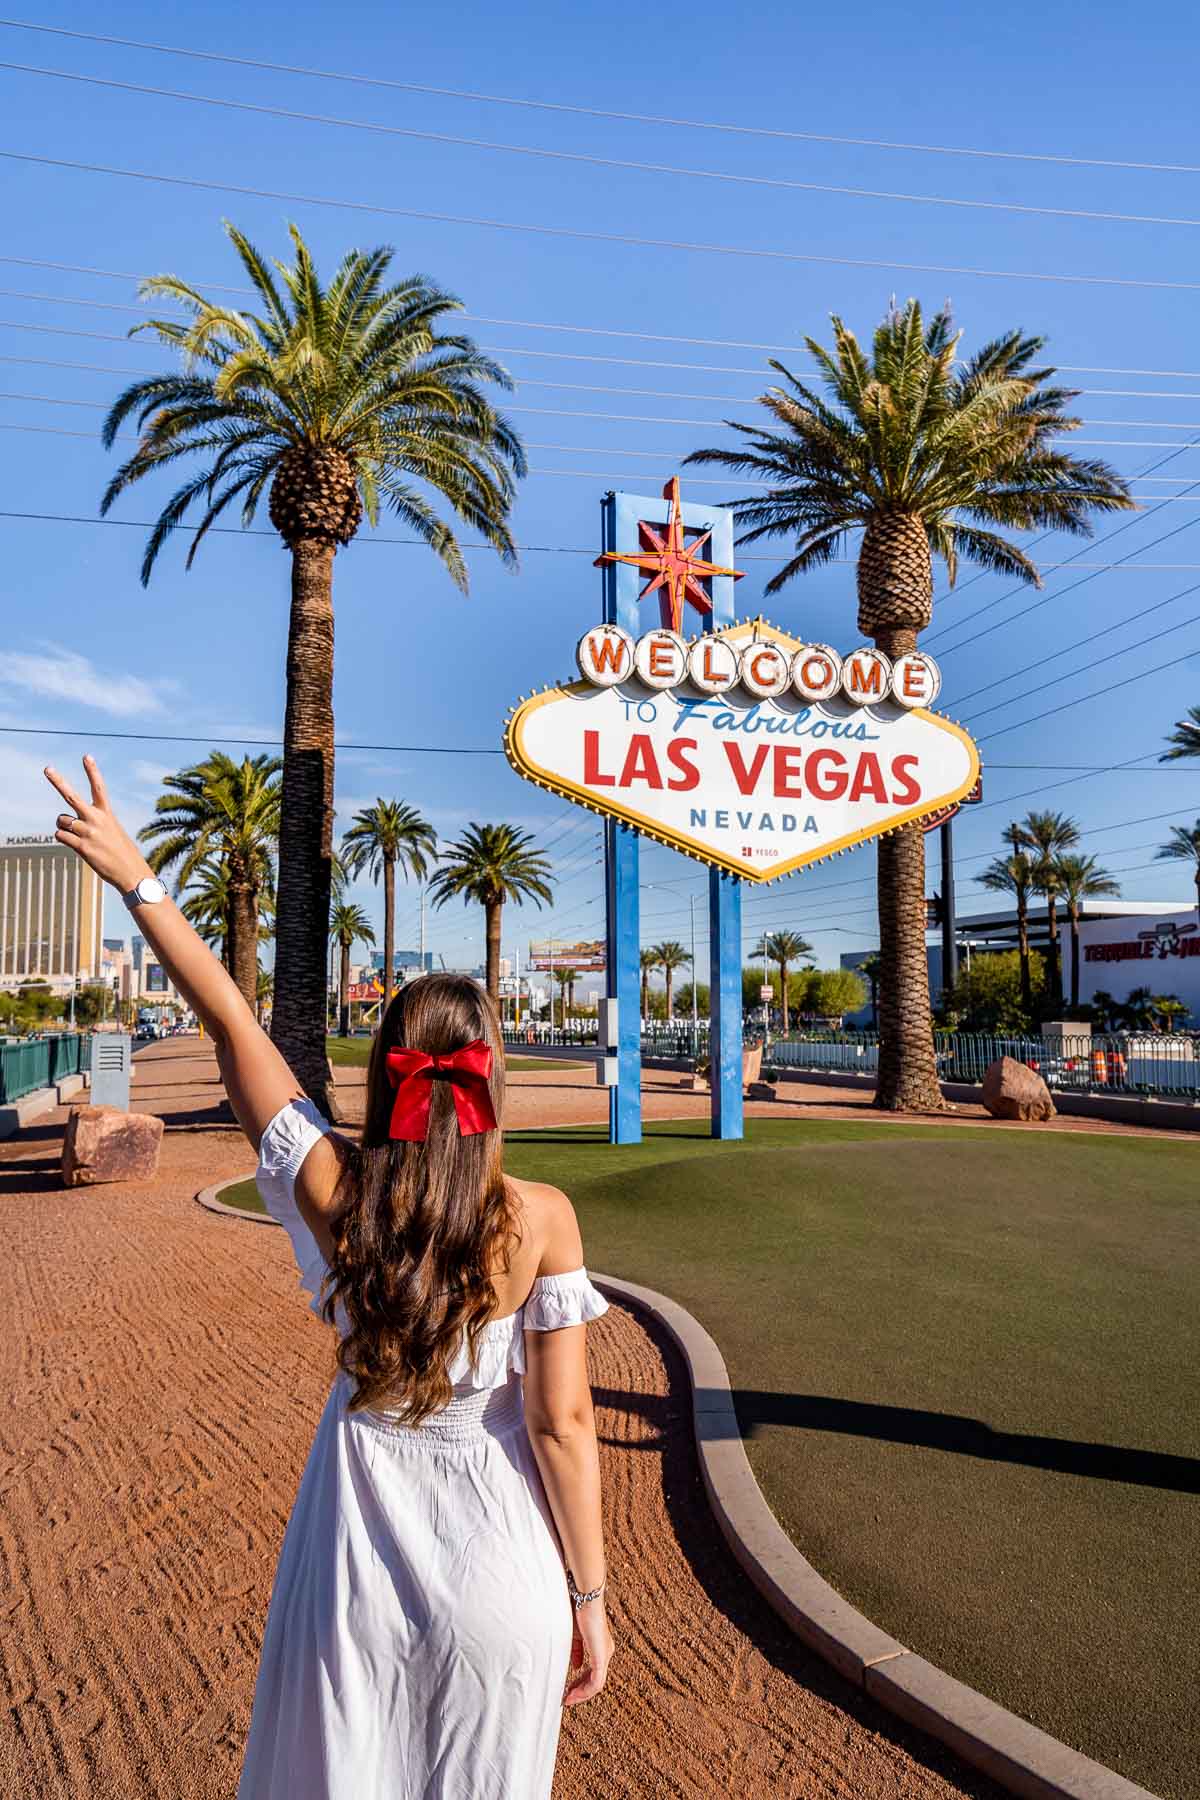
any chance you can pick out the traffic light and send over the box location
[925,894,943,930]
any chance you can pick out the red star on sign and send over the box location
[594,476,744,633]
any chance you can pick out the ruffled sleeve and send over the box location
[255,1097,333,1317]
[524,1267,610,1332]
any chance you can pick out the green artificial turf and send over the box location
[215,1176,267,1214]
[218,1116,1198,1797]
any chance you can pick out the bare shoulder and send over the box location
[504,1175,583,1275]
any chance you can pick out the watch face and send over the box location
[136,877,167,904]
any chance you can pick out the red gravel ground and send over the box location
[0,1041,1021,1799]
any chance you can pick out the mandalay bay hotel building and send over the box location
[0,835,103,996]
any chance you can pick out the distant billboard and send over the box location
[145,963,167,993]
[527,938,606,973]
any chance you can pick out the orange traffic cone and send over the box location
[1091,1046,1109,1085]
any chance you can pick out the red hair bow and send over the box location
[384,1040,498,1142]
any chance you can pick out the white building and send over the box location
[0,835,103,993]
[1062,907,1200,1026]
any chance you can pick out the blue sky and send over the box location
[2,1,1199,989]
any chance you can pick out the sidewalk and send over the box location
[0,1039,1007,1798]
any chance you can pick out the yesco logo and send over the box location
[576,624,942,710]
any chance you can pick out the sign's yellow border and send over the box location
[504,679,982,885]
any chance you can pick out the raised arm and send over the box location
[46,755,311,1156]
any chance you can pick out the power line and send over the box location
[966,609,1200,726]
[6,391,1198,493]
[7,149,1200,294]
[928,449,1200,653]
[955,578,1200,709]
[9,347,1200,415]
[2,384,1195,463]
[937,506,1200,654]
[4,720,1192,785]
[978,644,1194,741]
[5,267,1200,384]
[5,20,1200,179]
[6,500,1200,572]
[10,59,1200,234]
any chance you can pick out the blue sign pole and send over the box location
[600,493,642,1144]
[709,869,743,1138]
[700,505,745,1140]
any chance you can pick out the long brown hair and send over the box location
[323,974,519,1423]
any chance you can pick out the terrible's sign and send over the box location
[504,618,980,884]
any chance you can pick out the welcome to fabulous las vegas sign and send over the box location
[504,614,981,885]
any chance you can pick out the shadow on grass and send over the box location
[592,1381,1200,1495]
[593,1301,1010,1800]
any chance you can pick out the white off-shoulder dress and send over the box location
[237,1099,609,1800]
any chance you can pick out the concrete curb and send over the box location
[195,1176,278,1225]
[0,1084,59,1140]
[592,1272,1161,1800]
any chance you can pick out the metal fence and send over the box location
[935,1032,1200,1098]
[502,1023,599,1049]
[498,1020,1199,1100]
[0,1032,87,1103]
[648,1025,1196,1099]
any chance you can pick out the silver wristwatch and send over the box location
[122,875,168,911]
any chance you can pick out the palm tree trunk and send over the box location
[665,970,674,1020]
[229,876,259,1013]
[272,539,336,1113]
[383,854,395,1005]
[224,901,240,992]
[485,899,501,1000]
[641,969,648,1016]
[1046,896,1062,1006]
[778,958,789,1033]
[873,624,945,1112]
[1016,888,1032,1015]
[339,939,350,1038]
[1069,905,1081,1010]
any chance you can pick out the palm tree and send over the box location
[1152,994,1188,1032]
[329,902,375,1038]
[255,963,274,1027]
[428,824,554,1000]
[685,301,1132,1111]
[1054,853,1120,1010]
[640,947,658,1019]
[341,800,436,1008]
[1121,987,1159,1031]
[752,930,813,1033]
[180,855,277,966]
[1160,706,1200,762]
[1090,990,1120,1032]
[1019,811,1080,1006]
[139,752,281,1010]
[555,967,579,1018]
[979,832,1036,1015]
[650,941,691,1021]
[1154,821,1200,921]
[101,222,525,1112]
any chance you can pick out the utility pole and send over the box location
[418,882,426,973]
[689,892,698,1053]
[940,814,958,997]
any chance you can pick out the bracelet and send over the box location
[565,1567,606,1610]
